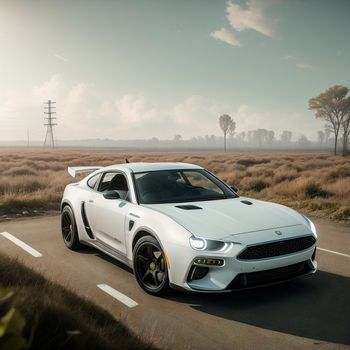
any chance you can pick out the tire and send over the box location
[61,205,83,250]
[133,235,170,296]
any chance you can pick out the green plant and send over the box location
[0,290,29,350]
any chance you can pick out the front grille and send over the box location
[238,236,316,260]
[226,261,313,290]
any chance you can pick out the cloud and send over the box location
[115,94,159,127]
[281,54,297,61]
[0,75,322,141]
[226,0,276,38]
[171,95,227,134]
[210,27,241,47]
[172,95,205,126]
[281,54,316,70]
[54,54,68,62]
[296,62,315,70]
[8,75,163,138]
[32,74,65,104]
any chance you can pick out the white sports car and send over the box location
[61,162,317,295]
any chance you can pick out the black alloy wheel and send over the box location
[61,205,83,250]
[133,235,170,295]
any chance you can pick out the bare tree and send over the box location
[255,129,266,147]
[280,130,292,144]
[236,131,246,145]
[317,130,325,146]
[173,134,182,143]
[228,121,236,138]
[219,114,235,152]
[324,127,331,144]
[247,130,255,145]
[309,85,350,155]
[266,130,275,145]
[298,135,311,148]
[340,111,350,155]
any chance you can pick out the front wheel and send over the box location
[61,205,83,250]
[133,235,170,295]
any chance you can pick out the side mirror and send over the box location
[230,185,239,193]
[103,190,121,200]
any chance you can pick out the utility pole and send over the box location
[27,128,29,148]
[43,100,57,148]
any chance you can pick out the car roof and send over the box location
[104,162,203,173]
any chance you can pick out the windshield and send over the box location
[134,169,237,204]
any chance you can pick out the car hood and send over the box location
[144,197,308,240]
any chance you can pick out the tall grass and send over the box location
[0,253,154,350]
[0,148,349,221]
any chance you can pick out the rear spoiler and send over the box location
[68,166,102,178]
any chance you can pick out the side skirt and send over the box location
[89,238,133,269]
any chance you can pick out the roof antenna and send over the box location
[125,158,130,163]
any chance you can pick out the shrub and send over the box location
[0,290,31,350]
[274,170,298,183]
[325,166,350,181]
[3,166,38,176]
[236,158,270,167]
[332,207,350,221]
[0,149,348,221]
[303,181,331,198]
[302,180,331,198]
[240,177,270,192]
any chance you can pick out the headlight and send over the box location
[189,236,206,250]
[303,215,317,235]
[308,219,317,235]
[189,235,231,251]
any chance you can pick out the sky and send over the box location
[0,0,350,142]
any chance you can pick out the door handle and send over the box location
[89,200,94,203]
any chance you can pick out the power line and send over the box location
[43,100,57,148]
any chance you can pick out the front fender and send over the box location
[126,205,192,284]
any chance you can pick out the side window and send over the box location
[98,172,116,192]
[87,174,100,189]
[98,172,130,201]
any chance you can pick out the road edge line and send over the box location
[318,247,350,258]
[0,232,43,258]
[97,284,138,308]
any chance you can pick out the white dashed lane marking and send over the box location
[318,247,350,259]
[0,232,43,258]
[97,284,138,308]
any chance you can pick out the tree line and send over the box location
[218,85,350,155]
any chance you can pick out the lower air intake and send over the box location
[226,260,314,290]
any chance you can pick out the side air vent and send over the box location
[241,200,253,205]
[176,205,202,210]
[129,220,135,231]
[81,202,95,239]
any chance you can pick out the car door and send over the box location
[85,171,131,254]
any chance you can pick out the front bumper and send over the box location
[165,234,317,292]
[225,259,316,290]
[184,245,317,292]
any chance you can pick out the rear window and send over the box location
[87,174,100,189]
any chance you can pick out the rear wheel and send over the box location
[133,235,170,295]
[61,205,83,250]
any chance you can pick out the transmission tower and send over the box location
[43,100,57,148]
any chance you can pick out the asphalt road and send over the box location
[0,216,349,350]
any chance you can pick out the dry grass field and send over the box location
[0,148,349,222]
